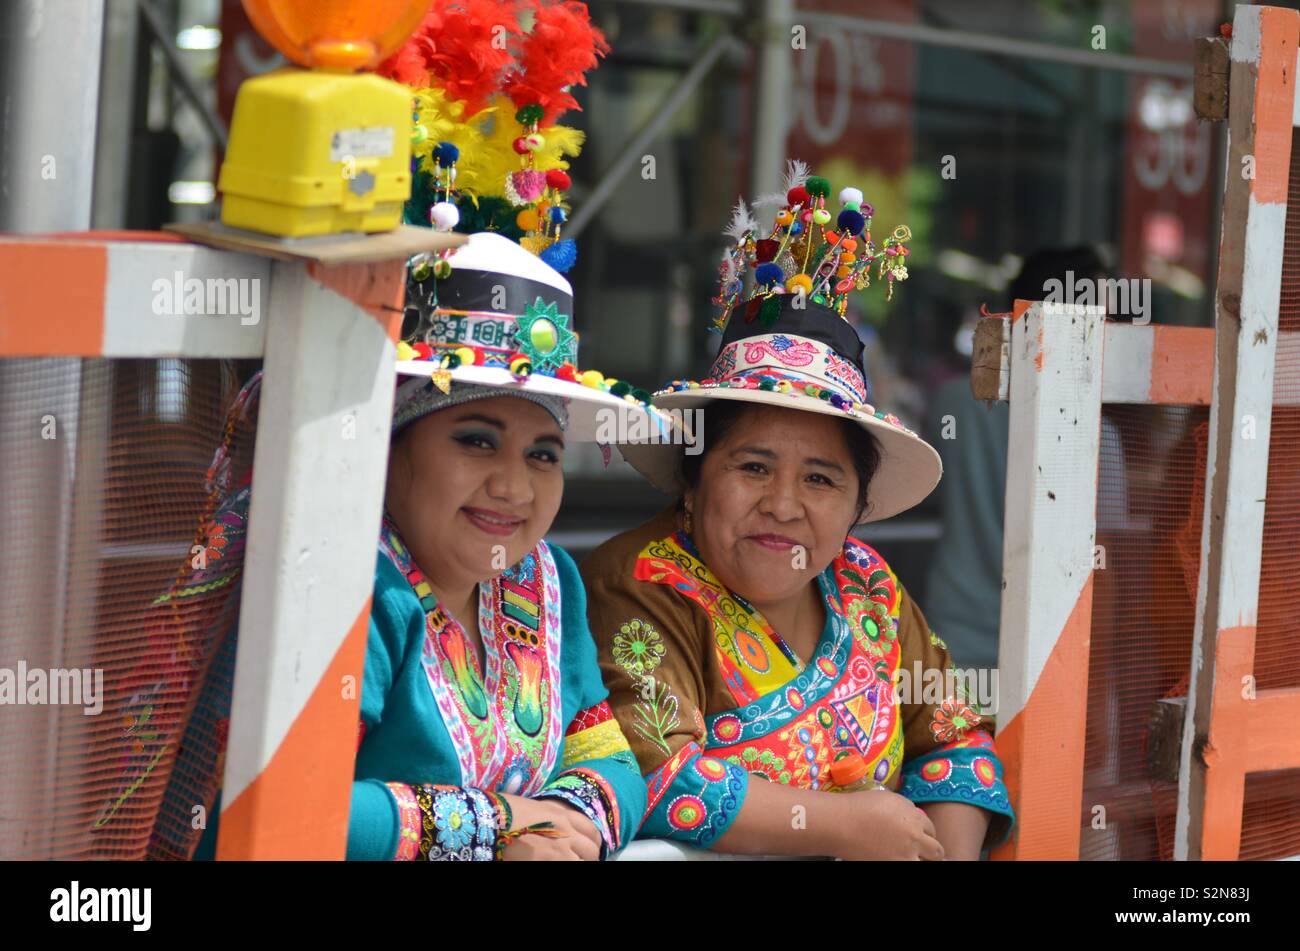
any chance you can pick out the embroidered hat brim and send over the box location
[395,361,677,443]
[615,308,942,522]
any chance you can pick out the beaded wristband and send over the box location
[483,790,513,861]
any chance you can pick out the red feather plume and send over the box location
[377,0,527,117]
[375,7,443,87]
[504,0,609,127]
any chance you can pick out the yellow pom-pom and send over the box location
[455,346,476,366]
[785,274,813,294]
[580,370,604,388]
[396,341,418,362]
[519,235,548,255]
[776,381,793,393]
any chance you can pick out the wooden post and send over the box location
[1177,3,1300,861]
[215,258,406,859]
[989,299,1105,860]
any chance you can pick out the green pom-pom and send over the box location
[632,388,651,404]
[610,380,633,398]
[805,176,831,199]
[758,380,776,391]
[759,295,782,328]
[515,103,544,125]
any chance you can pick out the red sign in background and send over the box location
[776,0,917,238]
[1118,0,1222,297]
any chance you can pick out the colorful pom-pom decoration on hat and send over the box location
[710,158,912,332]
[379,5,671,445]
[617,156,940,525]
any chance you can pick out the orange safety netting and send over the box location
[0,358,255,860]
[1081,404,1207,861]
[1079,144,1300,862]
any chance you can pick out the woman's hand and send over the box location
[829,789,946,861]
[496,794,602,861]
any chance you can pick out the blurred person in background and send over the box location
[923,247,1111,671]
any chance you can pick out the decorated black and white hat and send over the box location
[393,231,667,440]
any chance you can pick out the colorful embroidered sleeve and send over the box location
[537,546,648,856]
[582,547,748,849]
[893,582,1014,848]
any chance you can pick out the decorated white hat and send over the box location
[619,164,942,522]
[394,231,668,441]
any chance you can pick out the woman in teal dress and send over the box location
[160,233,660,861]
[318,233,660,860]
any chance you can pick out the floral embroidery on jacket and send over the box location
[611,617,680,755]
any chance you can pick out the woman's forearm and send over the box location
[710,778,844,858]
[919,801,990,860]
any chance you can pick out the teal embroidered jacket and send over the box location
[347,536,647,860]
[195,527,646,860]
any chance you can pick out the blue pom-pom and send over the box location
[837,209,866,236]
[755,262,784,286]
[548,206,567,224]
[540,238,577,273]
[789,221,803,235]
[432,141,461,164]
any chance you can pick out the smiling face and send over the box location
[385,395,565,597]
[685,403,862,609]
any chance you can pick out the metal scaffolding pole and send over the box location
[797,9,1193,80]
[749,0,793,200]
[138,0,229,150]
[0,2,105,231]
[0,0,107,860]
[92,0,141,230]
[605,1,1192,78]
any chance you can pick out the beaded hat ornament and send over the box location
[618,161,943,523]
[712,159,913,333]
[374,0,668,442]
